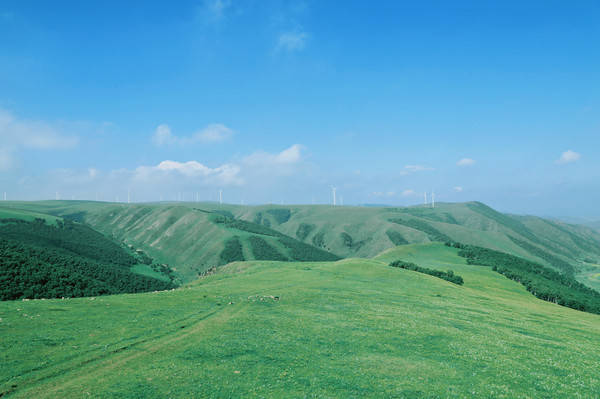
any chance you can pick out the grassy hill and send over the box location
[4,200,599,287]
[0,202,341,283]
[1,243,599,398]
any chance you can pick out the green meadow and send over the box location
[2,243,599,398]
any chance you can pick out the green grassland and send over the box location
[0,205,61,225]
[1,243,599,398]
[5,200,599,287]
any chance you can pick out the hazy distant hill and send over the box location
[587,221,600,232]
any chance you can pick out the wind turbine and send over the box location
[431,190,435,209]
[3,192,6,201]
[127,188,131,204]
[424,191,428,205]
[331,186,337,206]
[219,189,223,204]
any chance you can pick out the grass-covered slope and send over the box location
[0,218,175,300]
[2,244,600,398]
[5,200,600,285]
[235,202,600,281]
[4,202,340,282]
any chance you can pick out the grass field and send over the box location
[2,243,599,398]
[0,206,61,225]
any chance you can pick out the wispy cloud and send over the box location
[399,164,435,175]
[197,0,231,23]
[401,189,416,197]
[276,31,308,52]
[0,109,78,170]
[454,186,463,192]
[456,158,476,167]
[556,150,581,165]
[152,123,234,146]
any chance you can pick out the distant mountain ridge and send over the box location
[4,200,600,288]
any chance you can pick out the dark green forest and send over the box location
[448,242,600,314]
[0,219,175,300]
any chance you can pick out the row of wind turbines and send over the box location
[4,188,434,208]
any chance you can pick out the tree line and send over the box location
[389,260,464,285]
[446,242,600,314]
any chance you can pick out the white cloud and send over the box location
[196,123,234,143]
[0,109,78,170]
[243,144,304,166]
[454,186,463,192]
[152,124,175,146]
[10,144,311,203]
[556,150,581,165]
[152,123,234,146]
[135,160,242,186]
[456,158,476,167]
[277,31,308,52]
[401,189,416,197]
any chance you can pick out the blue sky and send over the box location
[0,1,598,217]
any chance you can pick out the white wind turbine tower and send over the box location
[219,189,223,204]
[3,192,6,201]
[127,188,131,204]
[424,191,428,205]
[431,190,435,209]
[331,186,337,206]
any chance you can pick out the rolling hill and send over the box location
[4,200,598,287]
[0,202,341,283]
[1,243,599,398]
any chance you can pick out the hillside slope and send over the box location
[234,202,600,278]
[5,200,600,285]
[1,202,339,282]
[1,244,599,398]
[0,215,175,300]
